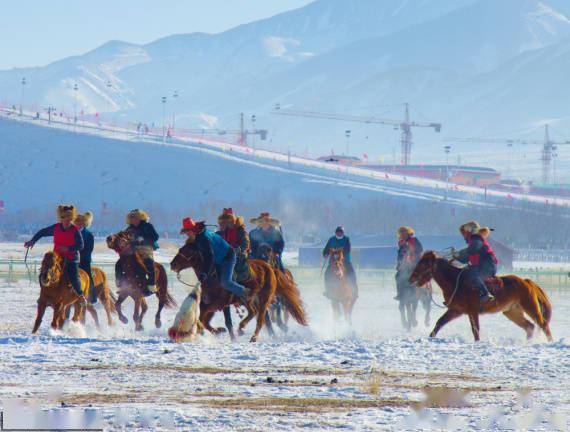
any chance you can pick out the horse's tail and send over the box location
[158,264,177,309]
[275,271,308,326]
[94,267,117,314]
[524,278,552,324]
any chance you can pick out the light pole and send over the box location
[162,96,167,144]
[345,129,351,156]
[444,145,451,200]
[251,115,257,150]
[172,90,178,132]
[20,77,26,116]
[106,80,112,126]
[73,83,78,127]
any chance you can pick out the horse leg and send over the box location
[331,300,340,323]
[140,298,149,331]
[411,300,418,328]
[115,292,129,324]
[468,313,480,342]
[133,297,143,331]
[503,306,535,340]
[32,301,47,334]
[264,310,276,338]
[238,303,258,336]
[98,282,115,327]
[250,292,272,343]
[273,298,288,333]
[424,293,432,327]
[86,305,100,329]
[155,300,164,329]
[223,307,236,341]
[399,301,407,329]
[430,309,461,338]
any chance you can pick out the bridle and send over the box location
[173,248,203,289]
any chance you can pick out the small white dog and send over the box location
[168,285,201,342]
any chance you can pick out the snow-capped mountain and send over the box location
[1,0,570,160]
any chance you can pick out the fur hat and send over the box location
[460,221,481,235]
[397,226,415,236]
[478,227,493,238]
[218,208,236,223]
[57,204,77,221]
[180,217,206,235]
[250,212,280,227]
[126,209,149,225]
[75,211,93,228]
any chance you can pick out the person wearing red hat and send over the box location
[217,208,251,283]
[180,217,251,302]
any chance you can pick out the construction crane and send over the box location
[445,125,570,184]
[272,103,442,165]
[179,113,268,147]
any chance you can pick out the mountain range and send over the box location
[2,0,570,177]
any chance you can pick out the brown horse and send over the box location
[171,240,307,342]
[325,248,357,325]
[33,252,98,333]
[409,251,553,341]
[67,267,117,327]
[106,231,176,331]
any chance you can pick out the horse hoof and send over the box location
[155,319,162,329]
[249,336,257,343]
[215,327,227,334]
[119,316,128,324]
[136,325,144,332]
[238,329,245,337]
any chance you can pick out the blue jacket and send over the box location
[79,228,94,267]
[250,227,284,258]
[323,235,352,263]
[195,229,232,273]
[130,221,159,249]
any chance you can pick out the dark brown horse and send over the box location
[171,240,307,342]
[106,231,176,331]
[33,252,98,333]
[409,251,553,341]
[325,248,357,325]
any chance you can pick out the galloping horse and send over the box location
[33,252,97,333]
[397,270,432,331]
[171,240,307,342]
[325,248,357,324]
[66,266,118,327]
[106,231,176,331]
[409,251,553,341]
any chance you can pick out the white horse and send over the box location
[168,285,201,342]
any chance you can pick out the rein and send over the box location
[176,272,200,290]
[429,259,467,309]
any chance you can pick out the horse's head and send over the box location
[329,248,345,276]
[40,252,63,286]
[409,251,438,287]
[170,240,202,274]
[106,230,132,254]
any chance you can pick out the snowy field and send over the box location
[0,244,569,430]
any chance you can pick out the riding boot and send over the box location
[88,274,97,304]
[478,284,495,303]
[394,283,402,300]
[143,258,157,296]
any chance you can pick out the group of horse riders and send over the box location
[24,205,288,306]
[24,203,498,308]
[394,222,497,303]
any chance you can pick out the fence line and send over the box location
[2,259,568,291]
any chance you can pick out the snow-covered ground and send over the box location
[0,243,568,430]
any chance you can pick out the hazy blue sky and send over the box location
[0,0,313,70]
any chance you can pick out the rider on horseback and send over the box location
[395,226,423,300]
[24,205,88,305]
[181,217,251,303]
[116,209,159,296]
[453,220,496,303]
[75,211,97,304]
[216,208,251,283]
[249,212,285,271]
[323,226,358,299]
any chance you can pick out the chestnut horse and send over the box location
[67,267,118,327]
[33,252,97,333]
[325,248,357,325]
[409,251,553,341]
[171,240,307,342]
[106,231,176,331]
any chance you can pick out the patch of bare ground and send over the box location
[193,396,411,413]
